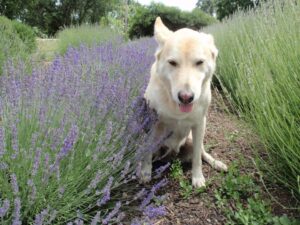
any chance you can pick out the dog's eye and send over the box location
[196,60,204,66]
[168,60,178,67]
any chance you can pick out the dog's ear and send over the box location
[199,33,218,60]
[154,17,173,47]
[205,33,218,60]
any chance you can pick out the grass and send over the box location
[56,24,120,55]
[169,159,300,224]
[0,16,36,74]
[205,0,300,198]
[170,160,206,199]
[34,38,59,62]
[215,163,300,225]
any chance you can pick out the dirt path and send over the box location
[152,89,299,225]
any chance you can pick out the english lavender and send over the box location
[97,177,113,207]
[140,179,168,210]
[32,148,41,176]
[102,201,122,225]
[0,37,165,224]
[12,197,21,225]
[0,126,5,157]
[10,173,19,195]
[143,204,166,220]
[0,199,10,218]
[33,208,48,225]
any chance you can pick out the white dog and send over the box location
[140,17,228,188]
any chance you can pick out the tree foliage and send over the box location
[215,0,260,20]
[128,3,217,39]
[196,0,217,16]
[0,0,120,36]
[196,0,262,20]
[0,16,36,74]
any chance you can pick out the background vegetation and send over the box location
[0,16,36,74]
[205,0,300,197]
[196,0,262,20]
[56,25,119,55]
[128,3,216,39]
[0,0,120,36]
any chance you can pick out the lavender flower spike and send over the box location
[10,173,19,195]
[143,204,166,220]
[97,177,113,207]
[12,197,21,225]
[102,201,121,225]
[0,199,10,218]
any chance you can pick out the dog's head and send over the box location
[153,17,218,113]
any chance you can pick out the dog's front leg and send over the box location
[140,151,152,183]
[192,117,206,188]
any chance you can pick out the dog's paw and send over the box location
[192,174,206,188]
[214,160,228,172]
[139,167,152,184]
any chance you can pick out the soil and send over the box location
[149,89,300,225]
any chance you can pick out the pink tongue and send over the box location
[179,104,193,113]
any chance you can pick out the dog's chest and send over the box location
[159,117,192,152]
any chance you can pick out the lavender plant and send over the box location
[0,38,167,224]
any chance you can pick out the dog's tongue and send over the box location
[179,104,193,113]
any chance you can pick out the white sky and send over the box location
[136,0,198,11]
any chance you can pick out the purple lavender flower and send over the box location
[11,123,19,158]
[102,201,121,225]
[12,197,21,225]
[153,162,170,179]
[33,208,48,225]
[121,161,131,179]
[49,125,78,174]
[27,179,37,203]
[143,204,166,220]
[32,148,41,176]
[140,179,168,209]
[97,177,113,207]
[58,124,78,158]
[87,170,102,192]
[91,211,100,225]
[134,188,147,201]
[0,199,10,218]
[0,126,5,157]
[105,121,113,144]
[0,37,163,224]
[0,162,8,170]
[10,173,19,195]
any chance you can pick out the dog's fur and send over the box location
[140,17,228,188]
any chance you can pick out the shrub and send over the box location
[56,24,120,55]
[0,16,36,74]
[205,0,300,198]
[11,20,37,52]
[128,3,217,39]
[0,37,169,224]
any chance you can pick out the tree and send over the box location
[0,0,121,36]
[128,3,216,39]
[215,0,260,20]
[196,0,217,16]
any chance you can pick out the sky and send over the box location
[136,0,198,11]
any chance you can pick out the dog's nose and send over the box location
[178,91,194,104]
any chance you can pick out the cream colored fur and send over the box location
[141,17,227,188]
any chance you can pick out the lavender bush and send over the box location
[0,38,168,224]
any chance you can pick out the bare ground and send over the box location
[149,89,300,225]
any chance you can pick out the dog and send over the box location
[140,17,228,188]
